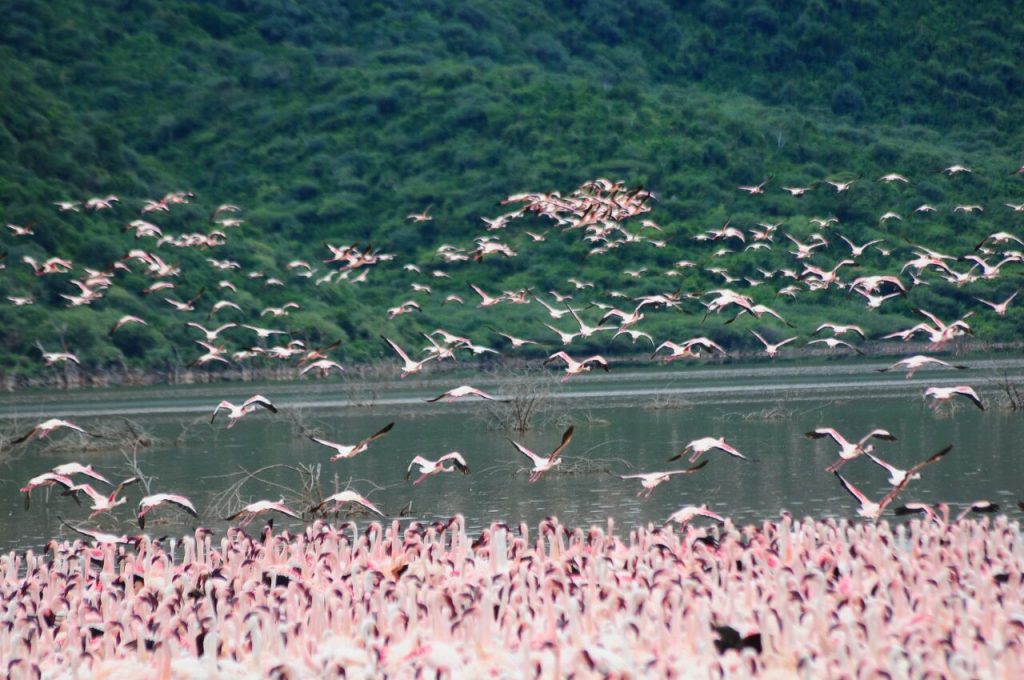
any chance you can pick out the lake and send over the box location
[1,357,1022,551]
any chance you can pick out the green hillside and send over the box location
[1,0,1022,380]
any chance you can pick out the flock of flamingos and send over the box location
[2,166,1024,676]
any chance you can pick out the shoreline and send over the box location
[2,339,1021,394]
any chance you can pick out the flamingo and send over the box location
[51,463,111,486]
[493,331,541,348]
[975,291,1018,316]
[834,445,952,519]
[5,222,34,236]
[10,418,97,445]
[664,504,726,526]
[65,478,139,518]
[813,322,867,339]
[382,336,436,377]
[668,437,752,464]
[954,500,1000,522]
[738,178,770,195]
[825,179,856,192]
[565,305,617,338]
[406,452,471,485]
[306,422,394,461]
[877,355,968,379]
[838,235,883,258]
[19,473,75,510]
[137,493,199,529]
[543,351,609,381]
[806,338,864,355]
[63,522,140,545]
[652,338,726,363]
[300,359,345,377]
[805,427,897,472]
[543,323,580,346]
[616,461,708,497]
[241,324,289,340]
[924,385,984,410]
[749,330,797,358]
[223,499,301,525]
[109,315,148,335]
[469,283,502,307]
[309,490,384,517]
[406,206,432,222]
[211,395,278,427]
[509,425,574,482]
[425,385,506,403]
[862,450,923,487]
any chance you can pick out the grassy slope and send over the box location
[1,0,1022,375]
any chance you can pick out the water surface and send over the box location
[1,360,1022,550]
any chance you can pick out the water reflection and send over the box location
[1,365,1022,550]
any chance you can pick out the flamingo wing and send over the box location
[547,425,575,462]
[509,440,546,466]
[361,421,395,445]
[833,472,871,506]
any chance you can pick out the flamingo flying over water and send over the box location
[617,460,708,497]
[137,493,199,529]
[210,395,278,428]
[834,445,952,519]
[309,490,384,517]
[306,422,394,461]
[668,437,752,464]
[805,427,897,472]
[406,452,472,485]
[509,425,574,482]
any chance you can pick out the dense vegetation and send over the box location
[1,0,1023,380]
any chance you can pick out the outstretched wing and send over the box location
[547,425,575,462]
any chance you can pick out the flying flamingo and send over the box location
[509,425,574,482]
[382,336,437,377]
[834,445,952,519]
[667,437,753,464]
[300,359,345,377]
[862,450,923,487]
[924,386,984,411]
[664,504,726,526]
[109,315,148,335]
[309,490,384,517]
[65,477,139,518]
[9,418,98,445]
[63,522,140,546]
[306,422,394,461]
[186,322,237,342]
[543,351,609,381]
[749,330,797,358]
[51,463,111,486]
[137,493,199,529]
[210,395,278,427]
[877,355,968,379]
[954,500,1000,522]
[406,452,472,485]
[975,291,1018,316]
[20,473,75,510]
[492,331,541,349]
[616,461,708,497]
[805,428,897,472]
[223,499,301,525]
[425,385,507,402]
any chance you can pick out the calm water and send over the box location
[1,359,1022,550]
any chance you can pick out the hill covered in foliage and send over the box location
[1,0,1023,381]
